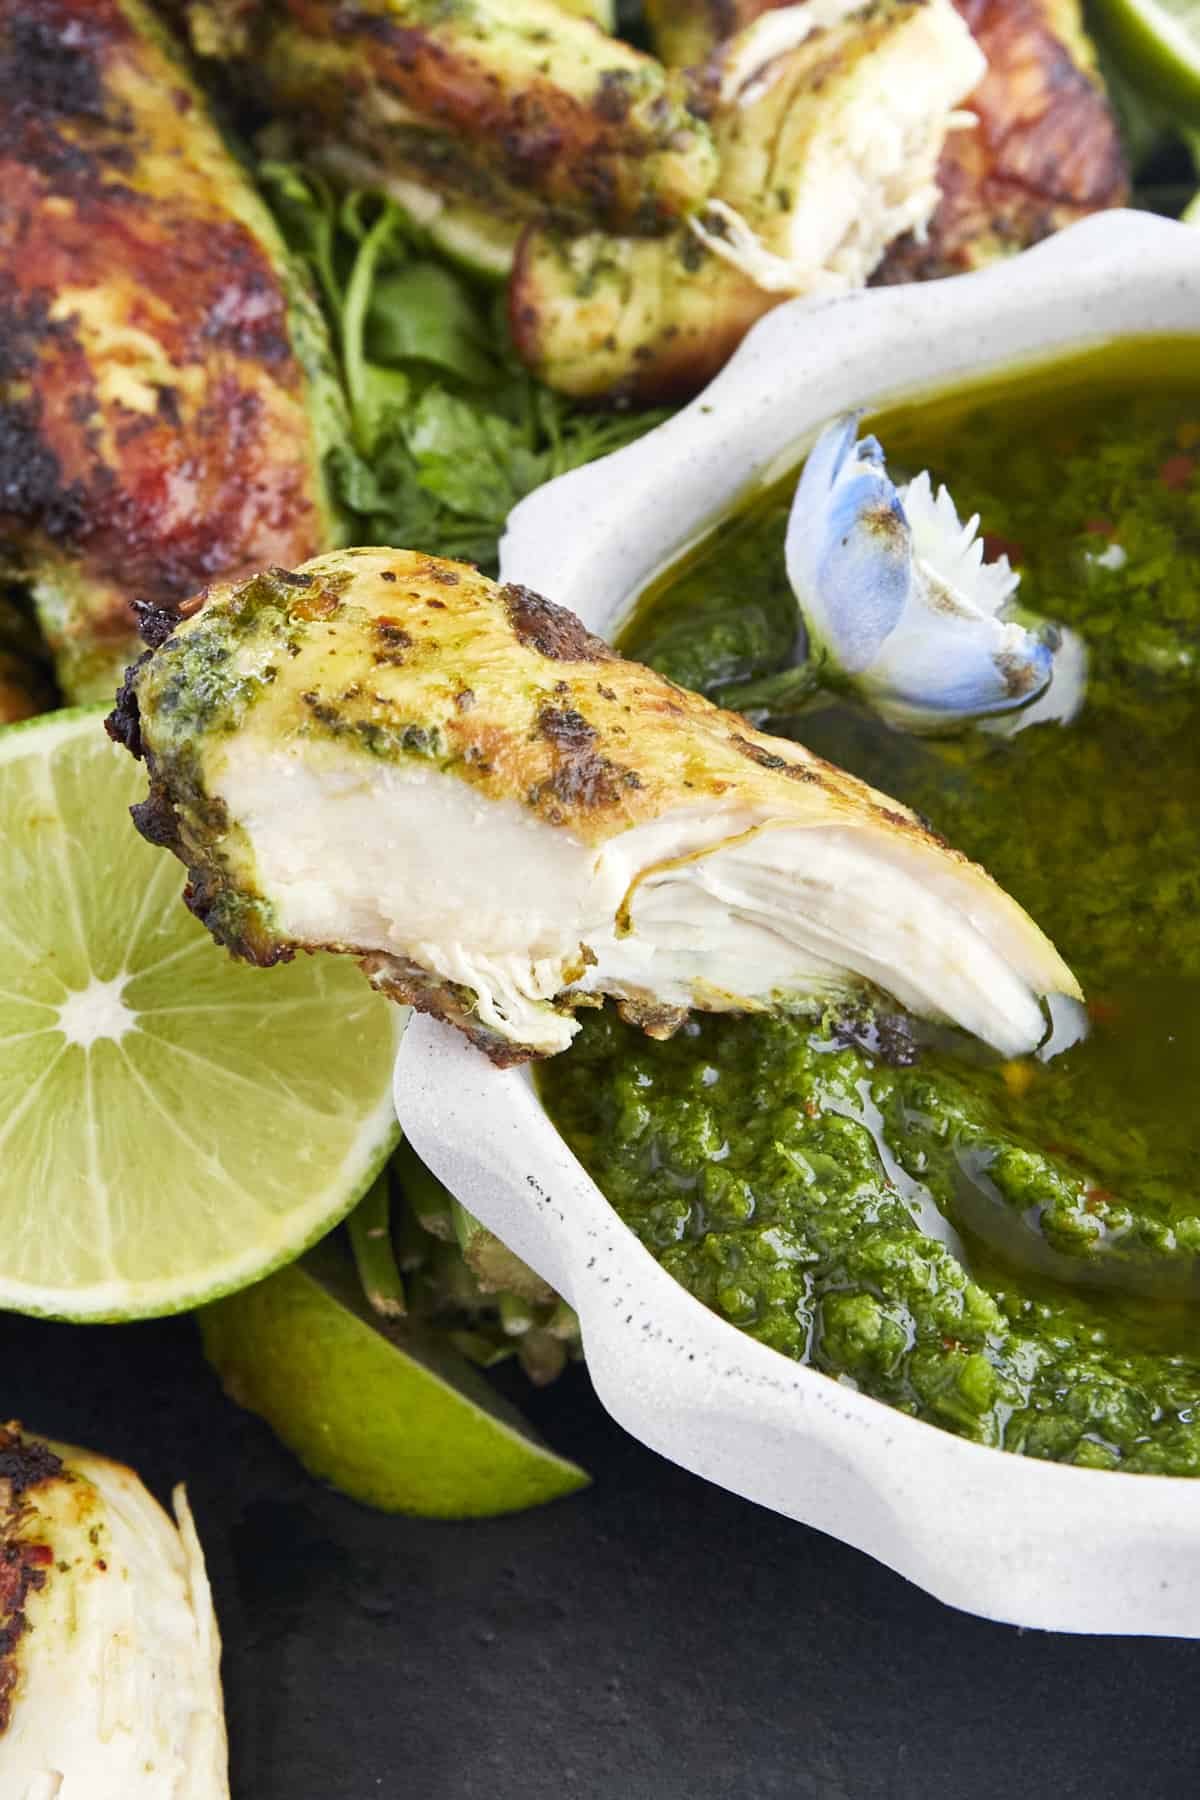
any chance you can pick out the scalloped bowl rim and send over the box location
[395,211,1200,1636]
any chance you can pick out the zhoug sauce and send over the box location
[539,339,1200,1475]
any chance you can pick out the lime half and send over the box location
[0,707,403,1320]
[200,1245,590,1517]
[1095,0,1200,123]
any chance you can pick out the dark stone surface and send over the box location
[8,1310,1200,1798]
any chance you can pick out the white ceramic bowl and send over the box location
[396,210,1200,1636]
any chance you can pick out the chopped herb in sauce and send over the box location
[540,339,1200,1475]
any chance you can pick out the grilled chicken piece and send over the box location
[0,591,55,722]
[553,0,616,23]
[875,0,1128,281]
[109,548,1079,1066]
[644,0,779,66]
[0,0,344,703]
[511,232,771,403]
[511,0,984,400]
[641,0,1128,279]
[1,1423,228,1797]
[180,0,717,241]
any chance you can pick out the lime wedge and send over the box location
[1095,0,1200,123]
[199,1244,590,1516]
[0,706,403,1320]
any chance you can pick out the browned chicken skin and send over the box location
[876,0,1129,281]
[647,0,1128,280]
[180,0,718,239]
[0,0,341,700]
[511,0,986,403]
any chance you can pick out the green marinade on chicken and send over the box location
[509,0,984,400]
[179,0,718,269]
[512,0,1127,399]
[109,547,1077,1067]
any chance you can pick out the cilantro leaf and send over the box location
[261,164,667,572]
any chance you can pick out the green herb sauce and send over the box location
[540,339,1200,1474]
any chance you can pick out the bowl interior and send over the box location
[501,211,1200,648]
[399,213,1200,1638]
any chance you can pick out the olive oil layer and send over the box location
[541,340,1200,1473]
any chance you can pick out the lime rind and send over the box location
[200,1246,590,1517]
[0,706,405,1321]
[1096,0,1200,126]
[5,1111,402,1325]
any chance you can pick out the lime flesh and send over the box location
[1095,0,1200,123]
[200,1245,590,1517]
[0,707,403,1320]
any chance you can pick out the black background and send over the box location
[10,1310,1200,1798]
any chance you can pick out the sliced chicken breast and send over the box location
[109,548,1080,1065]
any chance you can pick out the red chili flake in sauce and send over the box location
[1087,997,1120,1025]
[25,1543,53,1567]
[1159,454,1195,491]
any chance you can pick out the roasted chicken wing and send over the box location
[0,0,344,701]
[109,548,1078,1066]
[180,0,717,257]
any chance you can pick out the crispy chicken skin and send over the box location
[875,0,1128,281]
[180,0,717,238]
[0,0,343,701]
[109,548,1078,1067]
[511,0,982,401]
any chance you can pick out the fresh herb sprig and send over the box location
[346,1143,584,1389]
[263,164,669,571]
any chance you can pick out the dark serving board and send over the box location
[9,1308,1200,1798]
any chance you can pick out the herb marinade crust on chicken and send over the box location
[512,0,1126,396]
[0,0,345,702]
[641,0,1128,281]
[510,0,985,401]
[109,547,1078,1069]
[177,0,718,249]
[175,0,1126,403]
